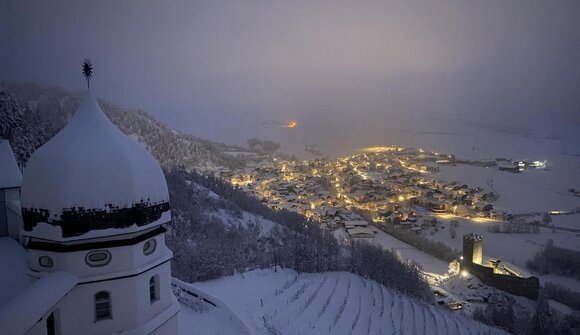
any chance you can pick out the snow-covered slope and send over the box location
[1,83,250,173]
[188,181,280,235]
[21,92,170,215]
[186,269,503,335]
[208,209,279,236]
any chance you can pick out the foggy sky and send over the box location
[1,0,579,153]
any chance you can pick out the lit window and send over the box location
[143,239,157,256]
[85,250,111,267]
[39,256,54,268]
[149,275,159,303]
[95,291,111,321]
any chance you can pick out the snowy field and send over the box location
[427,217,560,266]
[410,117,580,215]
[423,216,580,293]
[435,164,579,214]
[389,122,580,297]
[550,213,580,230]
[334,227,449,275]
[183,269,503,335]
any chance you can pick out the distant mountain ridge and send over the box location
[0,82,249,172]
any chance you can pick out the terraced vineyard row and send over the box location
[259,272,501,335]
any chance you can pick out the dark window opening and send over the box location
[149,276,159,303]
[39,256,54,268]
[95,291,111,321]
[85,250,111,267]
[46,312,55,335]
[143,239,157,255]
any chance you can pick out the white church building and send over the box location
[0,89,180,334]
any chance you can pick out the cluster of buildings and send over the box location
[227,146,507,237]
[497,159,547,173]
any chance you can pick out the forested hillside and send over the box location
[0,83,248,172]
[0,83,433,302]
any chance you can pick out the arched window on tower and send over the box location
[95,291,112,321]
[149,275,160,303]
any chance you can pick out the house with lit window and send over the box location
[0,90,179,334]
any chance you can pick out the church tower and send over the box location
[19,70,179,334]
[462,233,483,266]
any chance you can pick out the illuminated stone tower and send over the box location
[463,233,483,265]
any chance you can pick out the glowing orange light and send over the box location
[287,120,297,128]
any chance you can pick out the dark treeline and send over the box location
[0,90,54,163]
[543,282,580,311]
[165,167,433,302]
[473,291,580,335]
[356,209,459,262]
[526,239,580,280]
[486,221,541,234]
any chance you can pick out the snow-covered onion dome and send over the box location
[21,91,170,241]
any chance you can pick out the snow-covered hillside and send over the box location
[181,269,503,335]
[187,181,280,235]
[1,83,252,173]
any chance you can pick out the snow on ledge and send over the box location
[172,278,254,335]
[0,271,78,335]
[0,140,22,189]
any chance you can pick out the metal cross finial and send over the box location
[82,59,93,89]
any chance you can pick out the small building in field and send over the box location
[347,227,374,238]
[344,220,368,229]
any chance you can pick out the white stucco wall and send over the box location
[55,261,176,335]
[23,227,178,335]
[29,230,171,280]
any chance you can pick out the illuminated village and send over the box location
[225,145,555,308]
[3,2,580,333]
[227,146,512,239]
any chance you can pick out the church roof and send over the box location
[0,237,34,305]
[0,140,22,189]
[0,267,77,335]
[20,91,170,241]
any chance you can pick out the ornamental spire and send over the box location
[82,59,93,89]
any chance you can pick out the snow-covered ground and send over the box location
[188,181,281,236]
[0,237,35,304]
[397,127,580,299]
[551,213,580,230]
[182,269,503,335]
[179,303,244,335]
[208,209,279,236]
[422,215,580,295]
[435,164,579,214]
[334,227,449,275]
[190,182,221,201]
